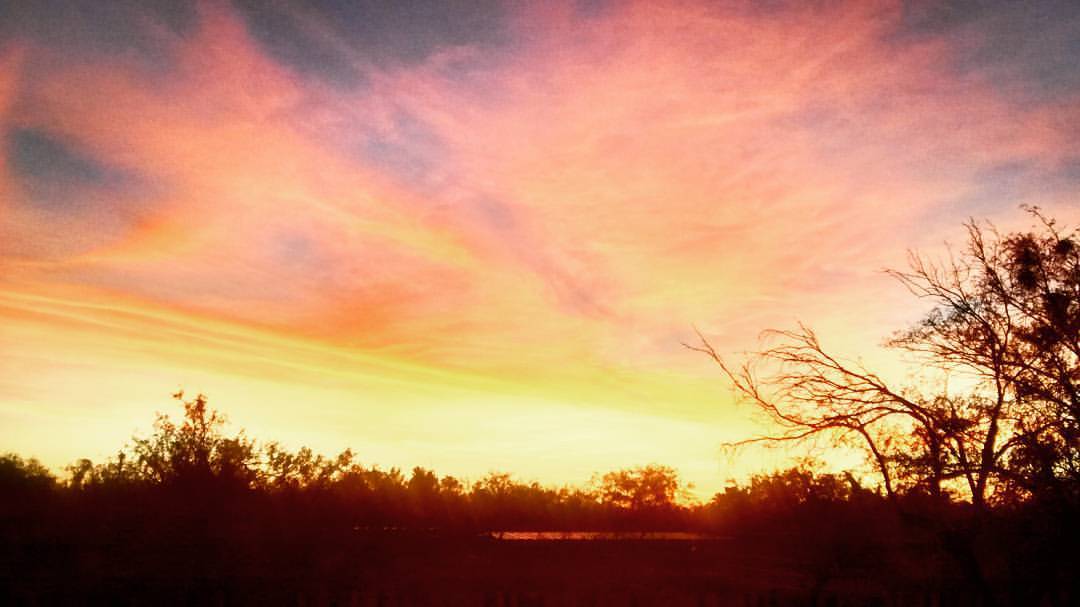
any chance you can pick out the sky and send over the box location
[1,0,1078,497]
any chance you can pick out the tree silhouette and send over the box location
[594,464,685,511]
[0,453,55,499]
[2,380,1076,604]
[689,209,1079,509]
[127,391,258,489]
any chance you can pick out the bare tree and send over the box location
[689,208,1079,509]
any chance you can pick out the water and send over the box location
[489,531,726,541]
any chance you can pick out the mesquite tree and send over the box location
[691,209,1079,509]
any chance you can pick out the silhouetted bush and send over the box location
[2,391,1078,604]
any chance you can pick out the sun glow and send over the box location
[1,1,1078,497]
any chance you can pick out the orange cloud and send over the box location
[1,1,1077,496]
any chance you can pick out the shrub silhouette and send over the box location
[2,211,1078,605]
[0,388,1076,604]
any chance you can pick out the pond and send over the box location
[488,531,727,540]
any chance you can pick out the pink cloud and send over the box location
[1,1,1078,487]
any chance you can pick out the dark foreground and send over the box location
[5,532,1059,606]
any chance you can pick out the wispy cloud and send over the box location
[1,0,1077,494]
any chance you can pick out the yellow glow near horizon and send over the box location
[0,285,768,497]
[1,2,1078,498]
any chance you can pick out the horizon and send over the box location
[2,1,1080,499]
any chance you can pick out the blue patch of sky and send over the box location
[360,111,445,188]
[0,0,195,68]
[231,0,365,89]
[946,160,1080,220]
[471,196,516,232]
[7,128,144,208]
[232,0,509,89]
[894,0,1080,104]
[576,0,617,19]
[269,230,325,273]
[1060,158,1080,184]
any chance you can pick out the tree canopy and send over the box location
[690,208,1079,509]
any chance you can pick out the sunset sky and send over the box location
[1,0,1078,497]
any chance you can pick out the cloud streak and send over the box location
[1,0,1078,495]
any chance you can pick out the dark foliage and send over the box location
[2,392,1076,604]
[2,211,1078,604]
[688,209,1080,605]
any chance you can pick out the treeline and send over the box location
[0,394,918,605]
[3,386,1077,542]
[1,391,889,533]
[2,398,1076,604]
[3,209,1079,604]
